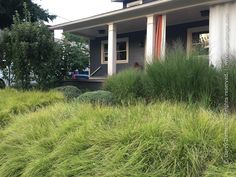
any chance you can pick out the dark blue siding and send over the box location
[90,20,209,77]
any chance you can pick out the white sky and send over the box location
[34,0,122,25]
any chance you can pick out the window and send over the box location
[187,26,209,56]
[101,38,129,64]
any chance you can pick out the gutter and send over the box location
[50,0,232,32]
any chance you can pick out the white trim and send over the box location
[127,0,143,8]
[187,26,209,55]
[101,37,129,64]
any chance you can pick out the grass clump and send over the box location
[54,86,81,100]
[77,90,116,105]
[145,52,219,106]
[104,46,236,109]
[0,102,236,176]
[0,88,64,127]
[104,69,144,103]
[204,164,236,177]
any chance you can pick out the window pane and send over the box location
[104,44,108,53]
[192,32,209,55]
[117,42,126,51]
[117,51,127,61]
[102,40,128,63]
[104,52,108,62]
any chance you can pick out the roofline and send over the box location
[50,0,232,31]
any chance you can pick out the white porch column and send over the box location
[209,1,236,67]
[108,23,117,76]
[54,29,64,41]
[145,15,156,64]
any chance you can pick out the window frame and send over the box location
[187,26,209,56]
[101,37,129,64]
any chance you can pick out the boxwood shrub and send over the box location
[77,90,116,105]
[54,86,81,100]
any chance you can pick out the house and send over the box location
[51,0,236,78]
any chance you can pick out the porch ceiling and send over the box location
[50,0,232,38]
[71,5,209,38]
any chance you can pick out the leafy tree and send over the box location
[54,33,89,81]
[10,13,56,89]
[0,29,14,86]
[0,0,56,29]
[0,6,56,89]
[0,5,89,89]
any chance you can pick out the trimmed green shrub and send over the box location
[0,79,5,89]
[77,90,116,105]
[54,86,81,100]
[103,69,144,103]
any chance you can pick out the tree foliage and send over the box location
[0,12,56,89]
[54,33,89,80]
[0,7,89,89]
[0,0,56,29]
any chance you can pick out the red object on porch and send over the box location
[155,15,163,59]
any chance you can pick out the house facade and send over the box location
[51,0,236,78]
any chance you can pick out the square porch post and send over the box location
[145,15,156,64]
[108,23,117,76]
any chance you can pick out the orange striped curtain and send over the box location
[155,15,163,59]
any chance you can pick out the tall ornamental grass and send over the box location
[0,102,236,176]
[104,48,236,109]
[104,69,144,103]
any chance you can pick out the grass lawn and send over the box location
[0,89,64,128]
[0,90,236,177]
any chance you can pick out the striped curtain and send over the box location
[155,15,166,59]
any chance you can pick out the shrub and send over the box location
[54,86,81,100]
[103,69,144,103]
[0,79,5,89]
[77,90,116,105]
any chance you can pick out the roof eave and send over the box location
[50,0,232,32]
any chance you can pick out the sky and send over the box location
[34,0,123,25]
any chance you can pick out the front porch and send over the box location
[51,0,236,78]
